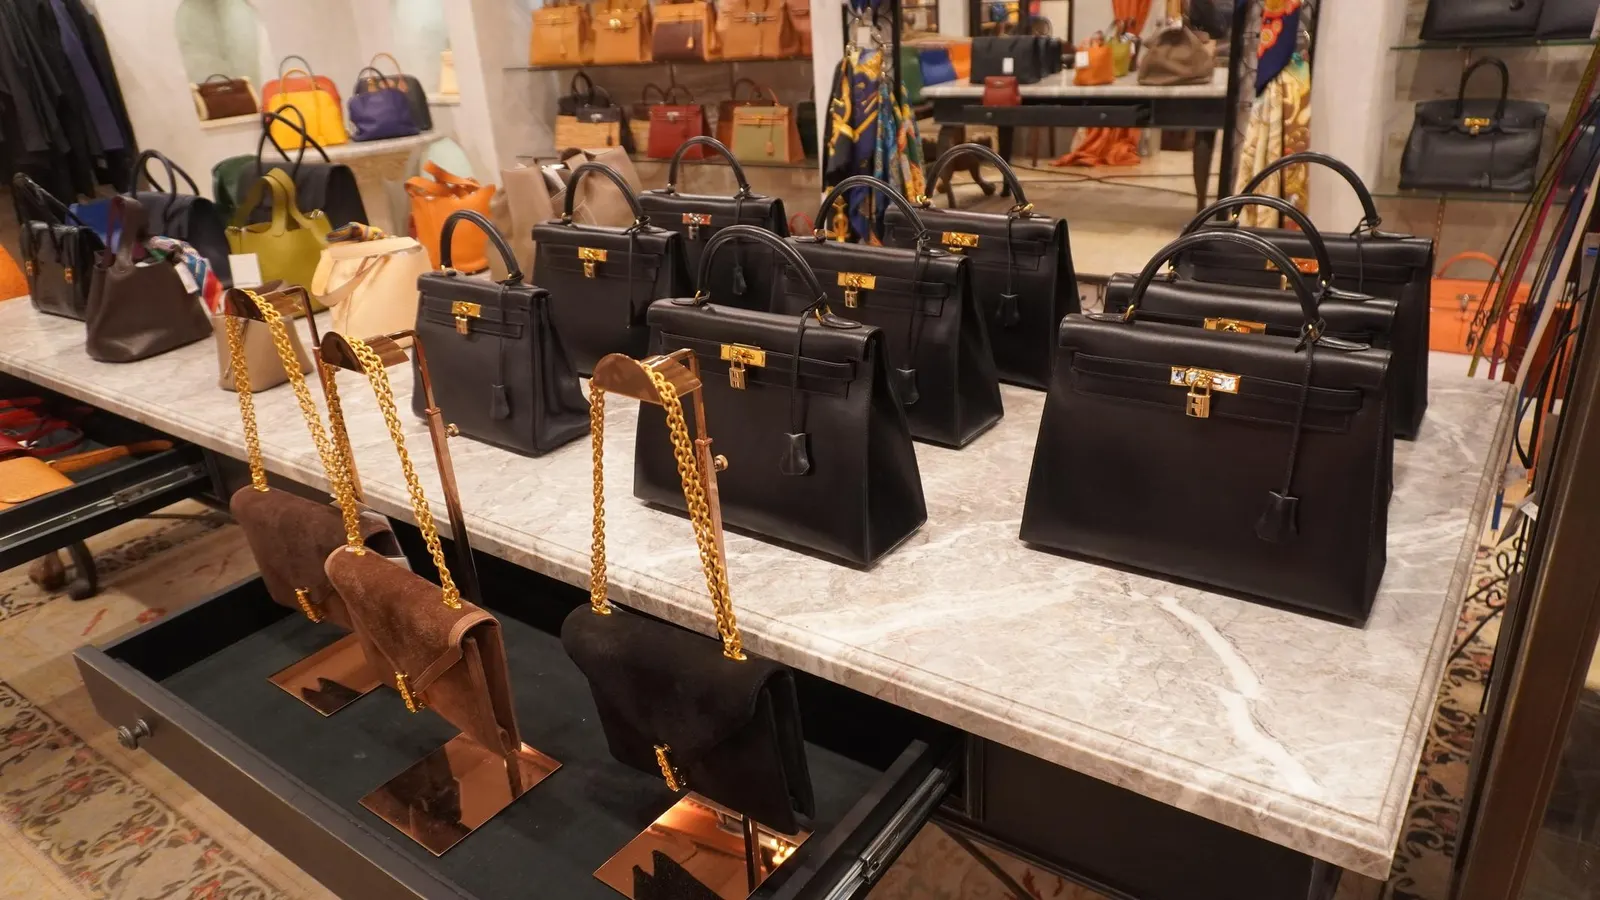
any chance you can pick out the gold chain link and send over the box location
[224,316,269,492]
[246,292,347,499]
[347,336,462,610]
[588,380,610,614]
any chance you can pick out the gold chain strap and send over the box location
[224,316,269,492]
[347,336,462,610]
[244,292,348,502]
[588,381,610,614]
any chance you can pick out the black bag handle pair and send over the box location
[1121,230,1323,336]
[1453,57,1511,123]
[439,210,524,283]
[1179,193,1375,300]
[560,162,649,225]
[132,150,201,197]
[663,137,754,196]
[11,173,89,229]
[918,142,1031,211]
[255,107,332,182]
[569,72,614,108]
[1237,150,1382,232]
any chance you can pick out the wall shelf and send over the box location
[507,55,813,72]
[1390,37,1597,51]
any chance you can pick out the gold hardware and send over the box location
[838,272,876,308]
[23,261,34,277]
[579,246,607,278]
[451,301,482,336]
[654,744,685,792]
[1170,366,1241,419]
[1203,317,1268,334]
[446,423,461,437]
[294,587,324,623]
[1463,116,1491,134]
[608,15,623,28]
[942,231,979,252]
[395,672,424,713]
[720,343,767,389]
[1262,257,1319,274]
[682,212,712,240]
[714,454,729,472]
[63,267,73,284]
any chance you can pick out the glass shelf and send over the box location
[506,56,813,72]
[1390,37,1597,51]
[1372,187,1573,205]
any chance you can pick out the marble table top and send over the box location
[920,68,1227,99]
[0,300,1511,877]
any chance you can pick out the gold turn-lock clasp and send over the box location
[654,743,686,792]
[1202,317,1267,335]
[720,343,767,389]
[838,272,876,308]
[682,212,712,240]
[942,231,979,253]
[451,300,482,335]
[395,672,424,713]
[294,587,324,623]
[579,246,607,278]
[1463,116,1491,135]
[63,267,74,284]
[1170,366,1241,419]
[23,261,35,277]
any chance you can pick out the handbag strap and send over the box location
[813,175,929,244]
[203,73,237,85]
[1455,57,1511,122]
[570,70,597,104]
[256,107,331,178]
[664,84,696,104]
[370,52,404,76]
[441,209,522,280]
[110,195,151,264]
[1436,250,1505,282]
[357,66,396,91]
[11,173,87,228]
[133,150,201,196]
[231,168,317,234]
[278,55,316,81]
[1121,230,1322,332]
[642,82,667,105]
[1182,194,1345,293]
[1238,151,1381,232]
[919,142,1029,210]
[731,77,770,104]
[562,162,647,224]
[665,137,752,196]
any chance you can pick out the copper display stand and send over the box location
[587,351,809,899]
[321,330,558,856]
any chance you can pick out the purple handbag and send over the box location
[348,67,420,141]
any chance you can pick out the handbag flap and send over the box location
[649,300,874,363]
[417,273,539,338]
[657,3,708,22]
[1414,97,1548,132]
[639,192,783,228]
[881,206,1061,268]
[1102,275,1399,341]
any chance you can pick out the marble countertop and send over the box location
[0,300,1511,878]
[921,68,1227,99]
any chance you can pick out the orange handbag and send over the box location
[949,41,972,81]
[788,0,812,55]
[1430,251,1529,357]
[0,244,26,301]
[718,0,797,59]
[406,162,497,273]
[531,0,594,66]
[1074,33,1115,86]
[592,2,654,64]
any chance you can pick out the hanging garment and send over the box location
[821,48,922,241]
[1232,54,1312,228]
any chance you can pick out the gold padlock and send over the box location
[838,272,875,308]
[720,343,766,389]
[579,247,607,278]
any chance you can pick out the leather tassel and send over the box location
[732,263,747,295]
[998,292,1021,327]
[1255,491,1299,543]
[490,384,511,420]
[779,432,811,475]
[893,367,920,406]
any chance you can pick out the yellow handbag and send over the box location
[265,67,348,149]
[227,168,333,291]
[531,0,595,66]
[593,4,654,64]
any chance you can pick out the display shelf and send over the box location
[1390,36,1597,51]
[507,55,813,72]
[1373,186,1573,205]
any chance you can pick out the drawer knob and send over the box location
[116,719,152,750]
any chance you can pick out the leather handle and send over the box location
[920,142,1028,209]
[641,82,667,104]
[371,52,403,75]
[697,225,823,301]
[569,70,596,104]
[1455,56,1510,122]
[132,150,200,197]
[203,73,237,85]
[278,55,315,80]
[1181,194,1333,284]
[440,210,522,282]
[561,163,647,223]
[1238,151,1381,229]
[110,195,151,263]
[1436,250,1504,281]
[1125,231,1320,327]
[256,107,331,177]
[814,175,928,241]
[731,77,770,103]
[10,174,84,228]
[357,66,394,88]
[665,137,751,195]
[664,83,696,104]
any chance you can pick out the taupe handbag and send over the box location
[85,196,213,363]
[1136,19,1215,86]
[214,283,313,391]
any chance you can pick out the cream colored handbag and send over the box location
[310,236,430,340]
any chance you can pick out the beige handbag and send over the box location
[214,286,312,391]
[501,147,644,277]
[552,147,643,225]
[1136,19,1216,86]
[311,235,429,341]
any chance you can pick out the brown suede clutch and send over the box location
[325,546,520,754]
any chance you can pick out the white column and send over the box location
[1308,0,1404,228]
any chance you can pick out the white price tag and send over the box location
[1075,50,1090,69]
[228,253,263,288]
[1002,56,1014,74]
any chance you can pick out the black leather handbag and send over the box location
[1400,58,1548,194]
[782,176,1003,448]
[228,109,368,228]
[1022,231,1393,622]
[638,137,789,306]
[12,174,103,321]
[130,150,233,285]
[535,163,690,376]
[559,73,636,154]
[1421,0,1545,40]
[565,331,814,833]
[412,210,589,456]
[634,227,926,567]
[882,143,1078,390]
[1539,0,1600,37]
[971,36,1051,84]
[1173,152,1434,440]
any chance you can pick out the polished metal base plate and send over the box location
[594,793,811,900]
[267,632,382,716]
[361,735,560,856]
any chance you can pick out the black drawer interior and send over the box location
[86,543,956,900]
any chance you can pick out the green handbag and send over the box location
[898,46,924,105]
[1109,22,1132,78]
[226,168,331,292]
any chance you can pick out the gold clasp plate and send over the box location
[1170,366,1241,419]
[942,231,979,252]
[720,343,767,389]
[395,672,424,713]
[1203,317,1267,334]
[838,272,876,308]
[579,247,607,278]
[63,267,73,284]
[451,300,482,334]
[1463,116,1491,134]
[23,261,34,277]
[654,743,685,792]
[682,212,712,240]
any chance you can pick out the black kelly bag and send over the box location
[638,136,789,305]
[12,174,103,321]
[635,227,927,567]
[1421,0,1545,41]
[1173,151,1433,440]
[412,210,589,456]
[783,176,1003,448]
[534,163,690,376]
[883,142,1079,390]
[970,35,1052,84]
[130,150,232,285]
[1400,57,1548,194]
[1022,231,1393,622]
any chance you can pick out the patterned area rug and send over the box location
[0,509,1512,900]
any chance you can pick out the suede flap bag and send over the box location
[653,0,719,61]
[86,196,213,363]
[564,340,815,833]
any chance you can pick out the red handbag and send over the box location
[646,84,710,160]
[982,75,1021,106]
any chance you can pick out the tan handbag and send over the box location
[552,148,643,227]
[501,166,559,278]
[592,3,654,64]
[531,0,594,66]
[214,285,312,391]
[717,78,779,145]
[730,104,803,163]
[311,234,429,341]
[191,75,258,121]
[788,0,811,55]
[718,0,797,59]
[653,0,720,61]
[1136,19,1216,86]
[554,114,625,151]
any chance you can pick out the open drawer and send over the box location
[74,551,960,900]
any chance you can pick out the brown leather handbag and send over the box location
[322,335,522,757]
[593,1,654,64]
[653,0,719,61]
[1136,19,1216,86]
[191,74,258,120]
[530,0,594,66]
[85,196,212,363]
[788,0,811,55]
[718,0,798,60]
[222,287,400,631]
